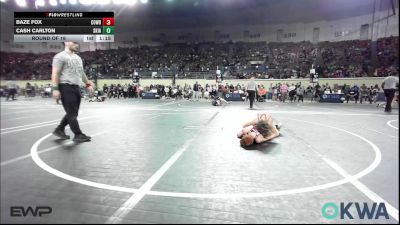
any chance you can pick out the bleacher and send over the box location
[1,37,398,81]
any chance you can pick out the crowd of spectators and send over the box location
[319,39,372,78]
[1,80,385,106]
[1,36,398,81]
[268,41,318,79]
[375,36,399,77]
[0,82,54,99]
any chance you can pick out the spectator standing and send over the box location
[381,73,399,112]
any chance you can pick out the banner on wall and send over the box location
[249,61,264,65]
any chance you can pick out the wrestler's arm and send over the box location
[237,125,253,138]
[242,112,273,128]
[242,113,271,127]
[51,57,63,99]
[242,118,259,128]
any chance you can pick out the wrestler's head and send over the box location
[240,134,254,147]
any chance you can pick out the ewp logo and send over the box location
[322,202,389,220]
[10,206,52,217]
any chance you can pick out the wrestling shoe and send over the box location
[73,133,91,142]
[52,129,70,139]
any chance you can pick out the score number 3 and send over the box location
[102,18,114,26]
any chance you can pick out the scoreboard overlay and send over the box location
[14,12,114,42]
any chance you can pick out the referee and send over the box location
[381,72,399,112]
[51,42,94,142]
[246,75,257,109]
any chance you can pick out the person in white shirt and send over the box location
[165,86,170,98]
[6,79,18,101]
[245,76,257,109]
[381,73,399,112]
[51,42,94,142]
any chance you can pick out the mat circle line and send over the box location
[30,116,382,198]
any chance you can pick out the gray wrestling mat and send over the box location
[1,97,398,223]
